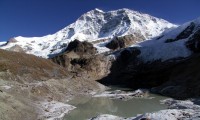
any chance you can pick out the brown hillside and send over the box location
[0,49,67,82]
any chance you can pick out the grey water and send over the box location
[64,87,168,120]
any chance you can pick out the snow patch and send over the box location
[0,85,12,90]
[38,101,76,120]
[89,114,124,120]
[94,89,149,100]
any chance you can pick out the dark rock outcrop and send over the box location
[175,22,195,40]
[152,54,200,99]
[106,34,145,50]
[185,29,200,52]
[98,47,148,87]
[52,40,111,80]
[66,40,97,55]
[165,22,196,43]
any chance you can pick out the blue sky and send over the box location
[0,0,200,41]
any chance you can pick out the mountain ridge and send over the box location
[0,8,177,58]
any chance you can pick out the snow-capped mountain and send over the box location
[134,17,200,62]
[0,8,177,58]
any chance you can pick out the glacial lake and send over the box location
[64,87,168,120]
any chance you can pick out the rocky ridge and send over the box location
[51,39,112,80]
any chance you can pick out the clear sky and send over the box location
[0,0,200,41]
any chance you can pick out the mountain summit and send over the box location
[1,8,177,58]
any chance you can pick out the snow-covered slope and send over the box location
[0,8,176,58]
[0,41,6,46]
[133,17,200,62]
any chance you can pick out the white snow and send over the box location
[89,114,124,120]
[136,38,192,62]
[127,17,200,62]
[38,101,76,120]
[0,41,6,46]
[137,109,195,120]
[93,44,110,53]
[0,85,12,90]
[94,89,149,100]
[0,8,176,58]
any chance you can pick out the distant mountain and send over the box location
[0,8,176,58]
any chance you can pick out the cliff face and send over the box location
[152,54,200,99]
[51,40,112,80]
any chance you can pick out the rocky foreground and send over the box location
[0,49,106,120]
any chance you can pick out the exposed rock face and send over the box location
[66,40,97,55]
[151,54,200,99]
[7,45,25,53]
[52,40,112,80]
[99,47,155,87]
[7,38,18,44]
[165,22,196,43]
[175,22,195,40]
[185,29,200,52]
[106,34,144,50]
